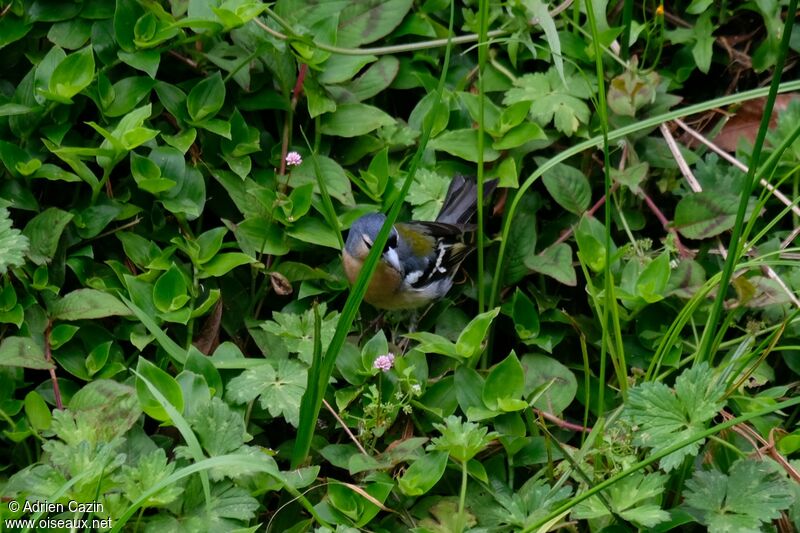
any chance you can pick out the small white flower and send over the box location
[373,353,395,372]
[285,151,302,166]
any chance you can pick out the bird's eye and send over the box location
[362,235,373,249]
[385,233,398,250]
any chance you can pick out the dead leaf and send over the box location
[713,94,798,152]
[270,271,293,296]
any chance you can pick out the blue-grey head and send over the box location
[344,213,399,261]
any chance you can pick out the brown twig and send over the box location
[323,398,370,457]
[720,409,800,483]
[534,408,592,433]
[640,189,692,258]
[546,182,620,251]
[44,322,63,410]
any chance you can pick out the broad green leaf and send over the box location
[455,366,487,417]
[404,332,460,359]
[456,307,500,359]
[540,161,591,215]
[22,207,73,265]
[398,451,449,496]
[521,354,577,414]
[525,243,577,286]
[47,45,95,102]
[673,192,745,240]
[187,72,225,122]
[492,122,547,150]
[135,357,184,423]
[429,129,500,163]
[198,253,253,278]
[635,252,671,303]
[336,0,413,47]
[511,289,540,340]
[25,391,52,431]
[483,352,526,411]
[50,289,132,320]
[153,264,190,313]
[69,380,142,440]
[0,337,52,369]
[504,191,541,285]
[320,103,395,137]
[574,215,607,272]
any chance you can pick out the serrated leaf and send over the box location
[225,359,307,426]
[0,207,29,274]
[684,458,795,532]
[624,362,724,471]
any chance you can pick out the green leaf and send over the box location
[320,103,395,137]
[136,357,184,423]
[504,191,541,285]
[525,243,577,286]
[188,396,250,456]
[635,252,671,303]
[684,458,795,532]
[540,161,591,215]
[25,391,52,431]
[492,122,547,150]
[483,352,526,411]
[503,68,592,136]
[226,359,307,426]
[398,451,449,496]
[511,288,540,340]
[624,362,724,471]
[47,45,95,102]
[50,289,132,320]
[429,415,498,463]
[429,129,500,163]
[521,354,577,414]
[187,72,226,122]
[574,215,607,272]
[336,0,414,47]
[198,253,253,278]
[573,472,670,528]
[404,331,460,359]
[153,264,190,313]
[185,348,223,397]
[692,12,715,74]
[456,307,501,360]
[673,192,744,240]
[0,207,29,274]
[0,337,52,369]
[69,380,142,440]
[22,207,73,265]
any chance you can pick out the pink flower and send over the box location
[285,151,302,166]
[373,353,395,372]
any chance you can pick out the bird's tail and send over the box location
[435,175,498,225]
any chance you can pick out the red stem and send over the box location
[44,321,63,410]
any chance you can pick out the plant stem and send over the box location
[457,459,468,533]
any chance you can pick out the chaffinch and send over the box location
[343,175,497,310]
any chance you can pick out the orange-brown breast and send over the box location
[342,250,406,309]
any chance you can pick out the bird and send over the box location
[342,175,497,310]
